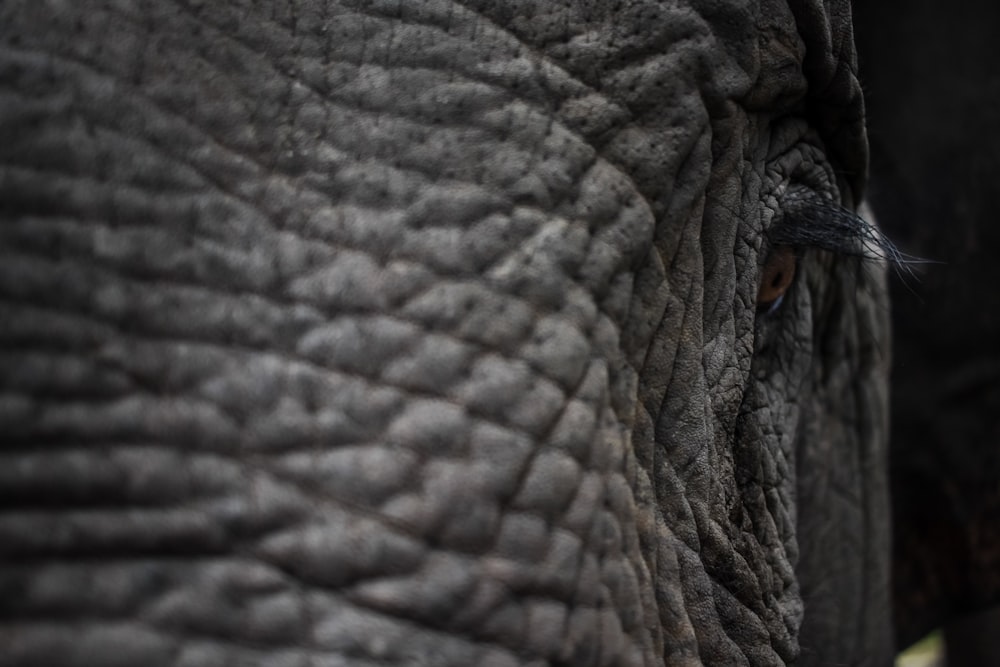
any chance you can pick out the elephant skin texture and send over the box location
[1,1,891,665]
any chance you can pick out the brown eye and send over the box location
[758,246,796,313]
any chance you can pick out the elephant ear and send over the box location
[855,0,1000,657]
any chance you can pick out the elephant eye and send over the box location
[757,245,796,314]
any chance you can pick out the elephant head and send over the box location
[1,1,893,664]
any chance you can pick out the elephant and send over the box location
[853,1,1000,662]
[1,1,898,664]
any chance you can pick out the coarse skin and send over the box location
[0,1,890,665]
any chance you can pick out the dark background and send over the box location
[853,0,1000,654]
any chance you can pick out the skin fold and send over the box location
[0,1,890,665]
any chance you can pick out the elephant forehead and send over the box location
[450,0,866,209]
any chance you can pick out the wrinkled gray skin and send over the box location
[0,1,891,665]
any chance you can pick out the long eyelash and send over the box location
[767,194,924,278]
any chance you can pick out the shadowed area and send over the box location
[854,0,1000,654]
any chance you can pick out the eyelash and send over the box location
[755,193,908,322]
[767,193,898,262]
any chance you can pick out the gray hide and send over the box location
[0,1,890,665]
